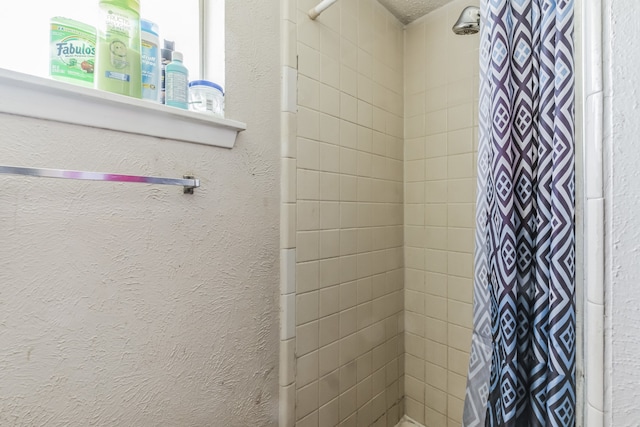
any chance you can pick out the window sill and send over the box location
[0,68,245,149]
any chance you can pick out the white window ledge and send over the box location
[0,69,245,149]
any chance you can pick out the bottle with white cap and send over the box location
[165,51,189,109]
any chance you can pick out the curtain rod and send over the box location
[308,0,338,20]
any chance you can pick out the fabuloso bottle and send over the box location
[50,17,96,88]
[165,51,188,109]
[140,19,160,102]
[96,0,142,98]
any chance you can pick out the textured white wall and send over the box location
[0,0,281,425]
[603,0,640,425]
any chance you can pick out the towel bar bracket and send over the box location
[183,176,197,194]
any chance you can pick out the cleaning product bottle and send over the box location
[140,19,160,102]
[96,0,142,98]
[50,17,96,88]
[165,51,188,109]
[160,40,175,104]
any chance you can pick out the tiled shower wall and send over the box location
[403,1,479,426]
[280,0,406,426]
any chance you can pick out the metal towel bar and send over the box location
[0,166,200,194]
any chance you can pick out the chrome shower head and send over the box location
[452,6,480,35]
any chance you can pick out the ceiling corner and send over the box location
[377,0,456,25]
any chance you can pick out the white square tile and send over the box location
[280,338,296,386]
[281,294,296,340]
[341,93,359,123]
[297,291,320,325]
[447,103,472,131]
[298,137,320,170]
[319,397,340,427]
[298,42,320,81]
[357,100,373,128]
[297,350,320,389]
[320,172,341,201]
[299,74,320,110]
[319,285,340,317]
[320,115,341,147]
[341,38,358,70]
[279,384,296,427]
[321,53,341,88]
[281,203,296,249]
[298,169,320,200]
[299,106,321,140]
[298,201,320,231]
[587,405,604,427]
[296,381,319,420]
[281,112,297,159]
[341,65,358,97]
[281,248,297,295]
[586,198,604,305]
[319,83,341,117]
[586,301,604,411]
[448,324,472,352]
[320,25,341,59]
[585,91,604,199]
[282,66,298,113]
[297,321,320,356]
[297,231,320,262]
[281,158,297,203]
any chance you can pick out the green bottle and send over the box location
[96,0,141,98]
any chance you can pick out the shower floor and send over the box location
[395,416,425,427]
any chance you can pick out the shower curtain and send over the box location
[463,0,576,426]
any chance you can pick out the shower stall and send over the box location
[279,0,590,426]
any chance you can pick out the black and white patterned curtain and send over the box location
[463,0,576,426]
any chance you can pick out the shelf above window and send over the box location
[0,68,245,149]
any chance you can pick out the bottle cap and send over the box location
[172,51,183,62]
[141,19,159,36]
[105,0,140,12]
[161,40,174,62]
[163,39,175,50]
[189,80,224,95]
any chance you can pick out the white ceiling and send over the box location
[377,0,456,25]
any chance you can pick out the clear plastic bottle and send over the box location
[95,0,142,98]
[165,51,189,109]
[188,80,224,116]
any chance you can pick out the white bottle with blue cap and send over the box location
[141,19,161,102]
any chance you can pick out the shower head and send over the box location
[452,6,480,35]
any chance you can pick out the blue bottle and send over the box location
[165,51,189,109]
